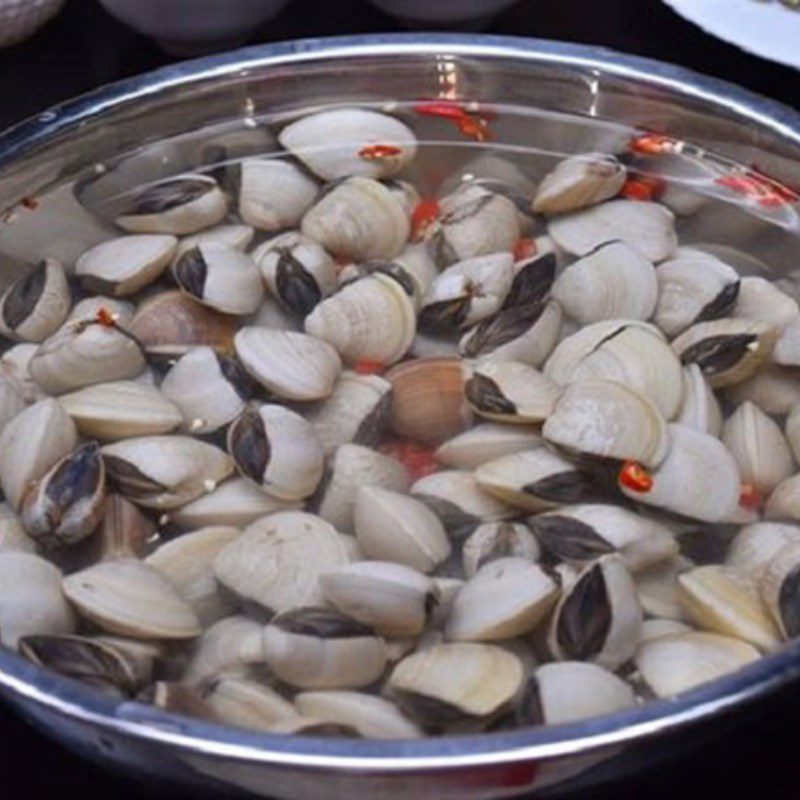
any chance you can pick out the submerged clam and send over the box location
[532,153,627,215]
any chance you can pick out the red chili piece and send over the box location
[354,359,385,376]
[380,438,439,481]
[618,460,654,493]
[412,100,494,142]
[739,482,763,511]
[620,175,667,202]
[358,143,403,161]
[410,198,440,241]
[716,172,799,208]
[95,307,117,328]
[629,133,682,156]
[513,237,538,261]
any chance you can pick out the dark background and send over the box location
[0,0,799,797]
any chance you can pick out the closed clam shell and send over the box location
[255,231,337,318]
[445,557,559,642]
[227,404,323,501]
[0,552,76,649]
[76,235,176,296]
[59,380,183,440]
[173,244,264,316]
[102,435,234,509]
[304,371,392,455]
[462,521,541,579]
[354,486,451,573]
[676,364,722,436]
[0,373,26,435]
[547,555,642,670]
[764,473,800,522]
[115,174,227,235]
[248,294,302,332]
[279,108,417,181]
[621,423,740,523]
[532,153,627,215]
[759,542,800,641]
[529,503,677,573]
[182,615,265,683]
[548,200,678,262]
[677,565,780,651]
[786,401,800,462]
[67,297,135,327]
[726,522,800,581]
[320,561,437,637]
[88,493,156,564]
[176,224,254,259]
[428,184,520,267]
[63,559,201,640]
[634,554,694,621]
[638,618,694,644]
[301,176,410,261]
[0,259,71,343]
[653,251,740,337]
[234,327,341,401]
[0,398,77,510]
[30,320,146,395]
[306,272,416,367]
[170,477,300,530]
[672,318,777,388]
[634,631,759,698]
[1,342,45,403]
[419,253,513,333]
[235,158,319,232]
[465,360,559,424]
[267,716,359,737]
[0,502,35,554]
[311,443,409,533]
[519,661,635,726]
[388,643,524,728]
[772,315,800,367]
[729,365,800,416]
[204,676,298,731]
[161,347,251,434]
[262,607,387,690]
[385,357,470,445]
[146,526,240,626]
[394,242,439,301]
[213,511,351,613]
[130,291,236,357]
[722,401,794,494]
[543,378,669,468]
[295,691,422,739]
[733,277,799,327]
[435,423,542,470]
[411,469,514,533]
[552,240,657,324]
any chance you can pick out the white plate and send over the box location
[663,0,800,71]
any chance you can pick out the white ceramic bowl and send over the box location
[0,0,64,48]
[97,0,293,55]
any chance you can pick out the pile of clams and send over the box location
[2,105,800,740]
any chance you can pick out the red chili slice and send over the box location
[618,460,654,493]
[410,198,440,241]
[358,143,403,161]
[380,438,439,481]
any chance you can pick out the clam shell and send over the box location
[634,554,693,621]
[59,380,183,440]
[676,364,722,436]
[102,435,234,509]
[733,277,799,327]
[729,365,800,416]
[67,296,135,327]
[772,315,800,368]
[176,223,254,258]
[89,493,155,563]
[0,552,76,649]
[279,108,417,181]
[76,235,176,296]
[182,616,265,683]
[394,242,440,301]
[638,619,694,644]
[213,511,351,613]
[552,240,657,324]
[726,522,800,581]
[461,521,541,579]
[532,153,627,215]
[204,676,298,731]
[62,559,201,640]
[759,541,800,641]
[0,398,77,510]
[548,200,678,262]
[435,423,542,470]
[0,373,26,435]
[146,526,240,626]
[0,502,35,554]
[1,343,45,403]
[764,473,800,522]
[234,328,341,401]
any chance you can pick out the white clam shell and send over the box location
[59,380,183,440]
[548,200,678,262]
[354,486,451,573]
[67,296,135,327]
[676,364,722,436]
[1,343,45,403]
[0,503,35,554]
[729,365,800,416]
[0,373,26,436]
[466,360,559,423]
[279,108,417,181]
[635,555,694,621]
[726,522,800,580]
[62,559,201,640]
[638,618,694,643]
[247,294,301,332]
[765,472,800,522]
[772,315,800,367]
[0,552,76,649]
[205,677,298,731]
[183,615,266,683]
[532,153,626,215]
[759,541,800,640]
[176,224,254,258]
[395,242,440,300]
[76,235,176,296]
[552,240,657,324]
[213,511,351,613]
[461,521,541,579]
[733,277,799,328]
[234,328,341,401]
[435,423,542,470]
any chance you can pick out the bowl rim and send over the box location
[1,32,800,773]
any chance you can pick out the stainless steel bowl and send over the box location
[1,34,800,800]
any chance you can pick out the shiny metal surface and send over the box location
[1,34,800,799]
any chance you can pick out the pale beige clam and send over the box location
[247,294,302,332]
[726,522,800,581]
[0,373,26,435]
[67,296,135,327]
[772,315,800,367]
[764,473,800,522]
[758,541,800,641]
[532,153,627,215]
[62,559,201,640]
[634,555,693,621]
[634,631,759,698]
[115,174,227,235]
[435,423,542,470]
[354,486,451,573]
[543,378,669,468]
[59,380,183,440]
[0,397,77,510]
[729,365,800,416]
[733,277,799,328]
[638,618,694,644]
[301,176,410,262]
[182,616,265,683]
[787,401,800,462]
[394,242,440,301]
[227,403,324,501]
[461,521,541,579]
[0,502,35,554]
[203,676,298,731]
[176,223,254,258]
[676,364,722,436]
[213,511,351,614]
[0,259,71,343]
[552,240,657,324]
[0,552,76,649]
[234,327,341,401]
[548,200,678,262]
[1,342,45,403]
[146,526,240,627]
[102,435,234,509]
[76,235,177,296]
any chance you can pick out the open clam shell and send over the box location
[532,153,626,215]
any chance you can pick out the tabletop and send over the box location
[0,0,798,797]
